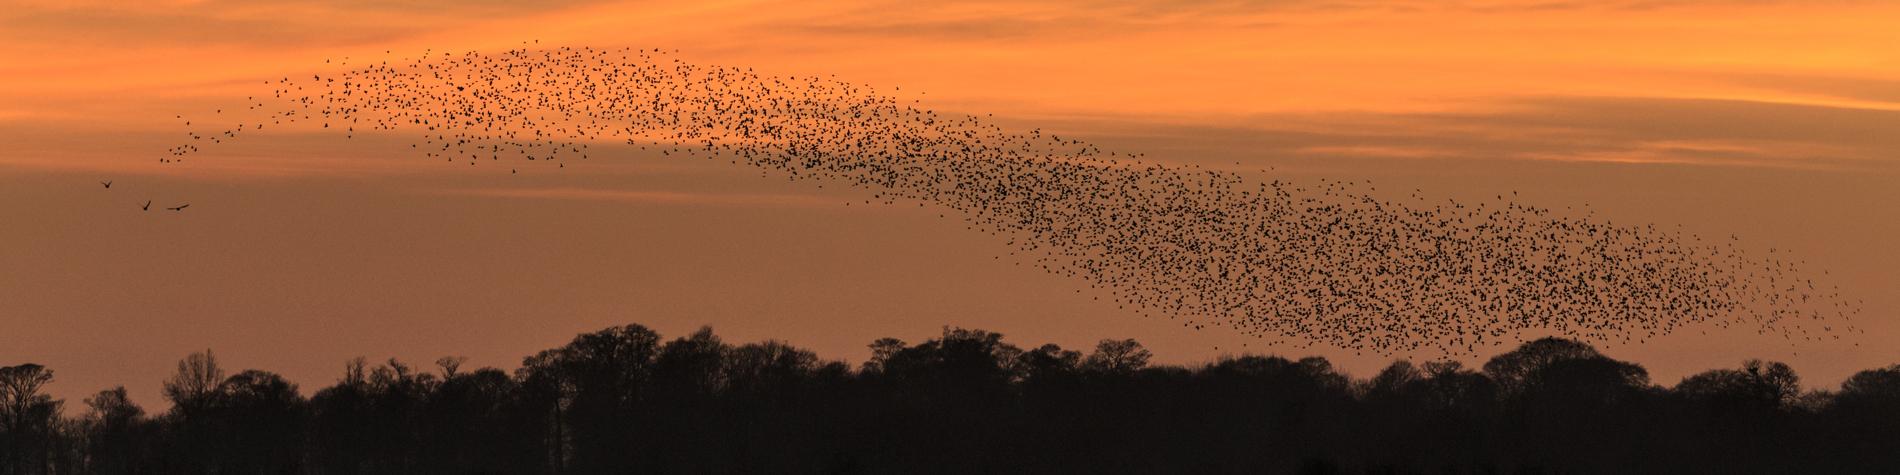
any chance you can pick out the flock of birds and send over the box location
[149,44,1862,356]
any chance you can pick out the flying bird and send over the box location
[160,46,1862,355]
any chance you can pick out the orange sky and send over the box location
[2,0,1896,408]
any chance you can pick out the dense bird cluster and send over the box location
[164,45,1861,355]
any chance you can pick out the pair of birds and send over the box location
[103,180,188,211]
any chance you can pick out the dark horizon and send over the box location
[5,322,1899,473]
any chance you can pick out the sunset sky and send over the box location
[3,0,1896,407]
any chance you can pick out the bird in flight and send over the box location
[101,180,112,189]
[141,200,151,211]
[167,203,189,211]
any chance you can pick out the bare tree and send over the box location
[862,338,907,374]
[0,364,58,433]
[0,362,54,427]
[437,356,470,379]
[1677,359,1802,409]
[163,350,225,413]
[83,386,143,426]
[1,364,63,474]
[77,386,144,474]
[1084,338,1152,374]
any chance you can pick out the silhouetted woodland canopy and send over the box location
[4,324,1899,474]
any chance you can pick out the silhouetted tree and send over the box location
[1365,360,1424,398]
[1017,343,1083,386]
[161,350,223,417]
[79,387,146,475]
[859,338,906,375]
[434,356,468,379]
[653,326,730,398]
[878,327,1021,388]
[1824,364,1900,472]
[1485,340,1651,471]
[420,365,531,473]
[517,323,662,472]
[154,351,307,473]
[1482,337,1603,395]
[1665,360,1814,472]
[1082,338,1152,374]
[0,364,63,475]
[1678,359,1802,410]
[725,341,818,393]
[1840,365,1900,401]
[12,329,1900,474]
[158,350,228,472]
[214,370,306,474]
[309,357,438,473]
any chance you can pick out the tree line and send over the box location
[3,324,1898,474]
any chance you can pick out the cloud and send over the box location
[0,0,616,47]
[793,17,1085,42]
[781,0,1313,44]
[429,187,839,207]
[0,8,385,47]
[1042,95,1900,171]
[1717,72,1900,106]
[1463,96,1900,167]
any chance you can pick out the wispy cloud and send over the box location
[4,0,1899,176]
[1709,72,1900,107]
[1044,95,1900,171]
[0,0,619,47]
[428,187,839,207]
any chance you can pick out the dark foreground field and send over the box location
[4,324,1898,474]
